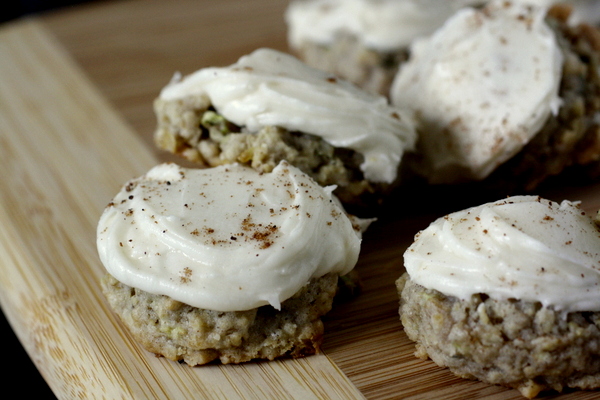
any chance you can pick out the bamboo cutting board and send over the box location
[0,19,364,400]
[2,3,600,399]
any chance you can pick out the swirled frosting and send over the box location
[97,161,365,312]
[404,196,600,313]
[285,0,475,51]
[390,0,563,183]
[159,48,416,184]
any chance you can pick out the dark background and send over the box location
[2,0,91,23]
[3,3,93,398]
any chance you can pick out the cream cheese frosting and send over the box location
[285,0,474,52]
[97,161,365,312]
[404,196,600,313]
[390,0,564,184]
[159,48,416,184]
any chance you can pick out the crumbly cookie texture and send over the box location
[397,274,600,398]
[390,5,600,190]
[102,272,339,366]
[290,34,408,97]
[486,8,600,192]
[152,48,418,212]
[153,102,377,208]
[284,0,466,96]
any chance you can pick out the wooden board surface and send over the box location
[1,1,600,398]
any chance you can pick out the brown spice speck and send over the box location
[180,267,192,284]
[241,215,279,249]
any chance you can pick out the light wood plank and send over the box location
[3,1,600,397]
[0,19,364,400]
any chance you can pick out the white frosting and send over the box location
[404,196,600,313]
[97,162,364,312]
[390,1,564,183]
[159,48,416,184]
[285,0,476,51]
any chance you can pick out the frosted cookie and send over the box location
[284,0,479,96]
[153,48,416,210]
[98,161,369,365]
[390,1,600,191]
[397,195,600,398]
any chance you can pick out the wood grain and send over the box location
[1,1,600,398]
[0,18,362,400]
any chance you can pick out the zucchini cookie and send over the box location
[397,195,600,398]
[153,48,416,211]
[390,1,600,191]
[284,0,480,97]
[98,161,370,365]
